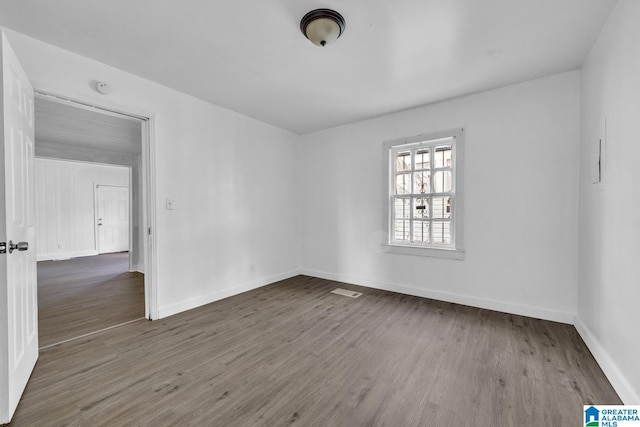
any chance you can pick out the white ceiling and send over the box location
[35,97,142,154]
[0,0,617,134]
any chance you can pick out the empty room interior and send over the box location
[0,0,638,425]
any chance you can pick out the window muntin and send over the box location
[389,137,456,248]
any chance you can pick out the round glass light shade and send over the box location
[300,9,346,47]
[305,18,341,47]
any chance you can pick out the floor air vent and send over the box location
[331,288,362,298]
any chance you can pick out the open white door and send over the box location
[0,33,38,423]
[96,185,130,254]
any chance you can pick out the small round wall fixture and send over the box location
[300,9,346,47]
[95,81,111,95]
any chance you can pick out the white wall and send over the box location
[34,158,129,260]
[1,28,301,317]
[299,71,581,323]
[577,0,640,404]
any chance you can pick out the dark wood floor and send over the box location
[37,252,145,348]
[11,275,619,426]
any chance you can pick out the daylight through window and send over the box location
[388,132,460,250]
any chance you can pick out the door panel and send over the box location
[97,185,129,254]
[0,32,38,423]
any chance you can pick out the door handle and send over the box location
[8,240,28,254]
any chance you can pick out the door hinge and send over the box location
[0,242,6,254]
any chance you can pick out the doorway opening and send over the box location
[33,92,156,348]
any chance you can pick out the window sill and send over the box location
[381,244,465,260]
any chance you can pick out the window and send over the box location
[383,129,464,259]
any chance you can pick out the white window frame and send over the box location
[382,128,465,260]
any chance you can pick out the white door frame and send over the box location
[31,83,158,320]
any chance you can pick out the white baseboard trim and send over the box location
[37,250,98,261]
[129,264,144,274]
[158,269,302,319]
[299,268,575,324]
[574,317,639,404]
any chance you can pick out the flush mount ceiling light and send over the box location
[300,9,346,47]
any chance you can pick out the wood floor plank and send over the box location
[9,275,620,426]
[37,252,145,348]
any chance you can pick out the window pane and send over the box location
[396,151,411,172]
[415,149,430,170]
[395,173,411,194]
[394,198,410,219]
[413,197,430,219]
[394,220,410,241]
[433,196,451,219]
[434,145,452,168]
[432,221,451,244]
[413,221,430,243]
[413,171,430,194]
[433,170,452,193]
